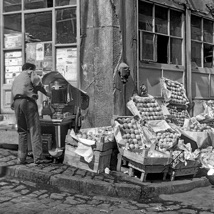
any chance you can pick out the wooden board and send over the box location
[63,144,112,173]
[168,160,200,181]
[117,153,169,182]
[123,149,172,166]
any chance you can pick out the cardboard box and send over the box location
[63,144,112,173]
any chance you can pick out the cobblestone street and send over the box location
[0,177,214,214]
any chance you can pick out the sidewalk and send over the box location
[0,145,211,201]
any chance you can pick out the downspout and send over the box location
[119,0,127,115]
[120,0,126,63]
[185,7,192,115]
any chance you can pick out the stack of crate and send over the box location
[64,129,116,173]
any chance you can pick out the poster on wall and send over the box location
[4,91,11,106]
[36,43,44,61]
[4,51,22,84]
[56,47,77,82]
[26,43,36,64]
[4,33,22,49]
[26,42,53,73]
[43,43,52,72]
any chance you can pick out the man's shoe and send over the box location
[27,151,33,158]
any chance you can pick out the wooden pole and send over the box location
[185,8,192,115]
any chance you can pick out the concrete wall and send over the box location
[80,0,137,128]
[80,0,123,128]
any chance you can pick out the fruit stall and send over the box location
[111,78,214,181]
[61,77,214,182]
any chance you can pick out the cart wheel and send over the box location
[74,107,81,133]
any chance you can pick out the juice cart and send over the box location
[40,71,89,151]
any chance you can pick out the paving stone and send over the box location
[50,168,65,174]
[32,190,46,196]
[97,203,111,209]
[178,209,197,213]
[64,196,80,205]
[0,196,11,202]
[74,169,87,177]
[0,182,8,186]
[160,212,179,214]
[0,156,14,162]
[75,194,90,200]
[13,185,26,191]
[111,208,137,214]
[75,198,86,203]
[27,193,38,198]
[135,203,150,208]
[1,185,14,189]
[50,193,65,200]
[62,168,75,176]
[87,199,103,206]
[165,205,181,210]
[21,180,36,187]
[40,166,59,172]
[38,194,49,199]
[21,189,30,195]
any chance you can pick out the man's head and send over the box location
[22,63,36,71]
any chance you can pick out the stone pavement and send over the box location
[0,147,211,201]
[1,177,214,214]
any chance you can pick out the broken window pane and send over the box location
[170,10,182,37]
[155,6,168,35]
[24,0,53,10]
[204,19,213,43]
[170,38,182,65]
[3,0,21,12]
[157,35,168,63]
[25,12,52,42]
[139,1,153,31]
[4,14,22,48]
[4,14,21,35]
[56,0,76,6]
[56,8,76,44]
[191,41,201,67]
[140,31,154,61]
[204,44,213,68]
[191,15,201,41]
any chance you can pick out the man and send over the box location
[11,63,51,164]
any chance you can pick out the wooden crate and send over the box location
[168,160,200,181]
[63,144,112,173]
[65,134,116,152]
[121,148,172,165]
[117,153,169,182]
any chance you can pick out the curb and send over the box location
[0,164,211,200]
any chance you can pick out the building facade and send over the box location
[1,0,214,128]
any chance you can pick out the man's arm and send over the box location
[34,82,51,98]
[31,71,51,97]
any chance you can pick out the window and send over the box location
[2,0,78,86]
[138,1,183,65]
[3,0,21,12]
[191,15,214,68]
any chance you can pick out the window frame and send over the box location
[138,1,185,66]
[191,14,214,69]
[0,0,80,112]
